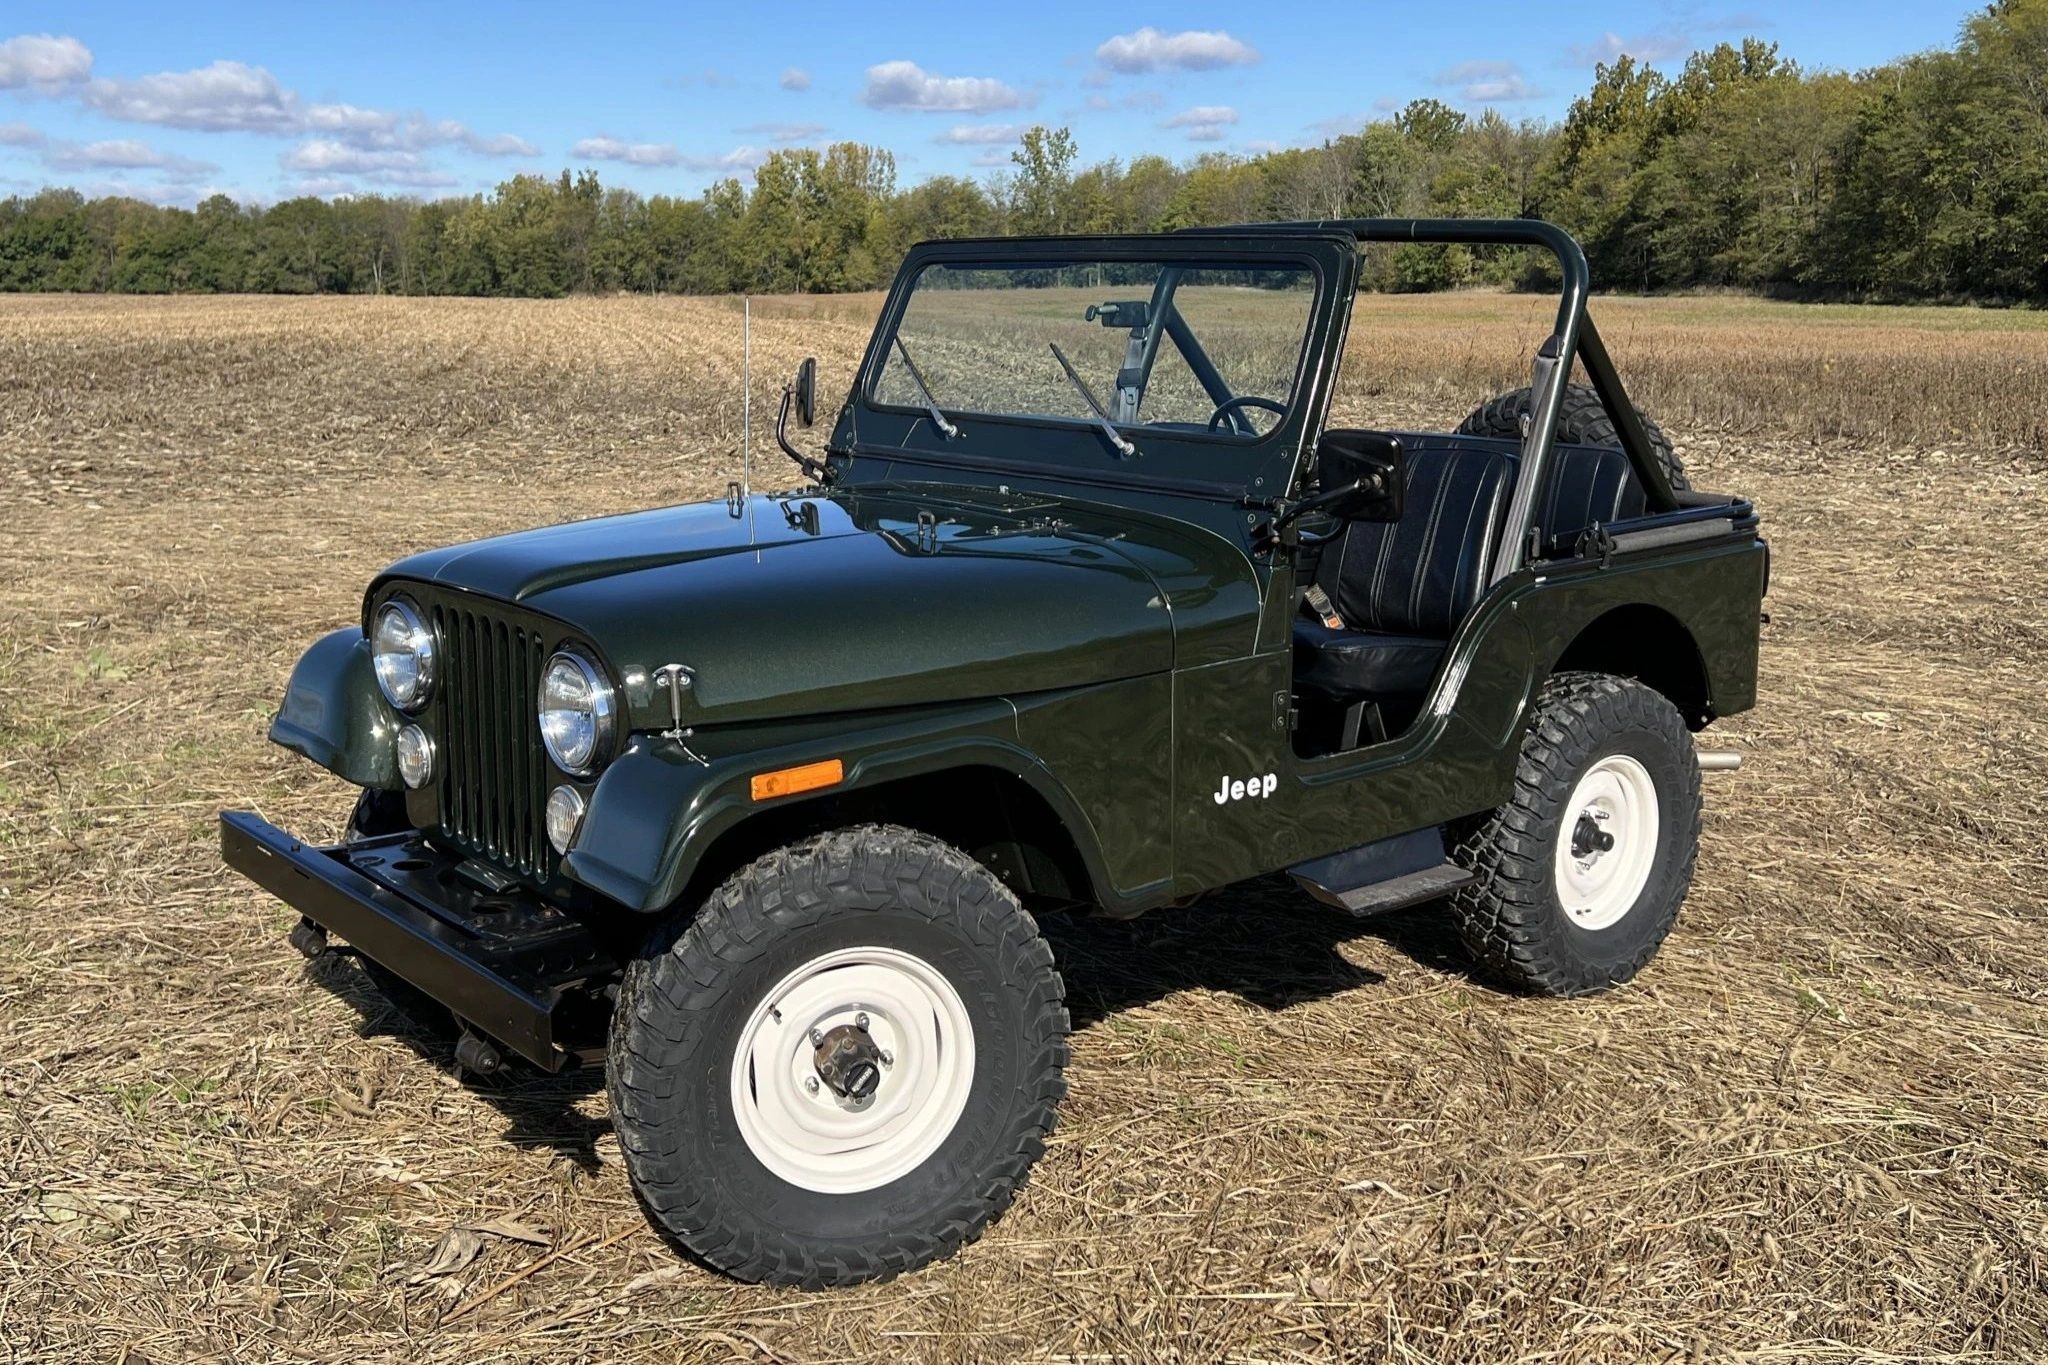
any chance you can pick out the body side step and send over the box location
[1288,826,1476,917]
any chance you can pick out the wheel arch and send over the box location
[664,763,1103,920]
[1549,603,1712,728]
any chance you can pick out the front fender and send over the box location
[269,627,403,789]
[562,698,1126,915]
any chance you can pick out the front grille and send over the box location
[430,599,554,881]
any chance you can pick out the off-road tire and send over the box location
[341,790,455,1034]
[607,824,1069,1287]
[1449,673,1702,996]
[1456,383,1690,492]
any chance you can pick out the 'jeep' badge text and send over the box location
[1214,773,1279,805]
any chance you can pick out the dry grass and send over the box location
[2,291,2045,1363]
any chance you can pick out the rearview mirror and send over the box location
[792,356,818,428]
[1310,430,1405,523]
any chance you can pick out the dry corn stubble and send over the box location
[0,291,2043,1363]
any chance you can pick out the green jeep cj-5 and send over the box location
[223,219,1766,1287]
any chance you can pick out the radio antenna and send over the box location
[741,295,752,499]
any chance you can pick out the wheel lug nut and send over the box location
[879,1049,894,1067]
[804,1076,819,1094]
[855,1012,870,1031]
[809,1028,825,1047]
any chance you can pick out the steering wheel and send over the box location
[1205,395,1286,435]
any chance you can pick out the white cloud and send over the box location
[860,60,1027,113]
[1566,30,1694,66]
[736,121,826,143]
[935,123,1023,146]
[0,121,46,147]
[572,135,680,167]
[780,67,811,91]
[45,138,217,178]
[1096,27,1258,75]
[1165,105,1238,141]
[84,59,298,132]
[680,145,769,172]
[1239,139,1283,155]
[78,57,533,162]
[465,131,539,156]
[282,139,420,174]
[0,34,93,90]
[1435,60,1540,102]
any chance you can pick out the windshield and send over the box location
[872,260,1318,448]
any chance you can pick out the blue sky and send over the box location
[0,1,1980,206]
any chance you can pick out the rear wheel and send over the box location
[608,825,1069,1286]
[1455,383,1689,492]
[1449,673,1702,996]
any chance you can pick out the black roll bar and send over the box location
[1176,217,1680,580]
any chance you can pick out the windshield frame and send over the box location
[838,232,1357,501]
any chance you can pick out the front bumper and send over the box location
[220,811,616,1071]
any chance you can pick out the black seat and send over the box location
[1539,443,1646,551]
[1293,440,1651,711]
[1293,443,1515,701]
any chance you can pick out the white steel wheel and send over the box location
[729,945,976,1195]
[1552,753,1661,932]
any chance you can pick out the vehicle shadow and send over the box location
[1042,874,1468,1032]
[298,876,1472,1164]
[303,951,612,1170]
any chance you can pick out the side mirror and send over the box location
[792,356,818,428]
[1310,430,1405,523]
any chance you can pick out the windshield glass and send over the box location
[872,260,1317,444]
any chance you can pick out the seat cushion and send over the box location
[1313,444,1514,638]
[1292,620,1447,698]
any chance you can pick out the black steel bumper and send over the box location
[220,811,615,1071]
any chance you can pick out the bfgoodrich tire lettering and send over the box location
[607,824,1069,1287]
[1449,672,1703,996]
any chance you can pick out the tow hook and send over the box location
[811,1019,884,1101]
[454,1029,505,1077]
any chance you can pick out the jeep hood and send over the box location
[375,487,1256,728]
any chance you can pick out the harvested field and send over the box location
[1,291,2044,1363]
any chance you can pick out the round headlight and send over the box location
[371,599,436,713]
[395,724,434,789]
[537,651,616,776]
[545,784,587,854]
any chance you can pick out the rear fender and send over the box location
[269,627,403,789]
[561,698,1128,915]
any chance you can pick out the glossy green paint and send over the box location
[266,221,1766,924]
[269,627,403,789]
[561,694,1146,913]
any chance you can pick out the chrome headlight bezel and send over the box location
[370,597,437,714]
[537,650,617,778]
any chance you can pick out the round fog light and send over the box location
[395,725,434,789]
[546,784,587,854]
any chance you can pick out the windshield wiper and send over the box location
[1048,342,1137,459]
[892,336,959,439]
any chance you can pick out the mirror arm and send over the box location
[776,383,831,484]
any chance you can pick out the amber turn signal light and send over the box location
[750,758,844,802]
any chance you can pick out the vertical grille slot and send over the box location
[426,598,554,881]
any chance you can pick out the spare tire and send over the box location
[1455,383,1689,492]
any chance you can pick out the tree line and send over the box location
[2,1,2043,302]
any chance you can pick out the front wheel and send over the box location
[1449,673,1703,996]
[608,825,1069,1287]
